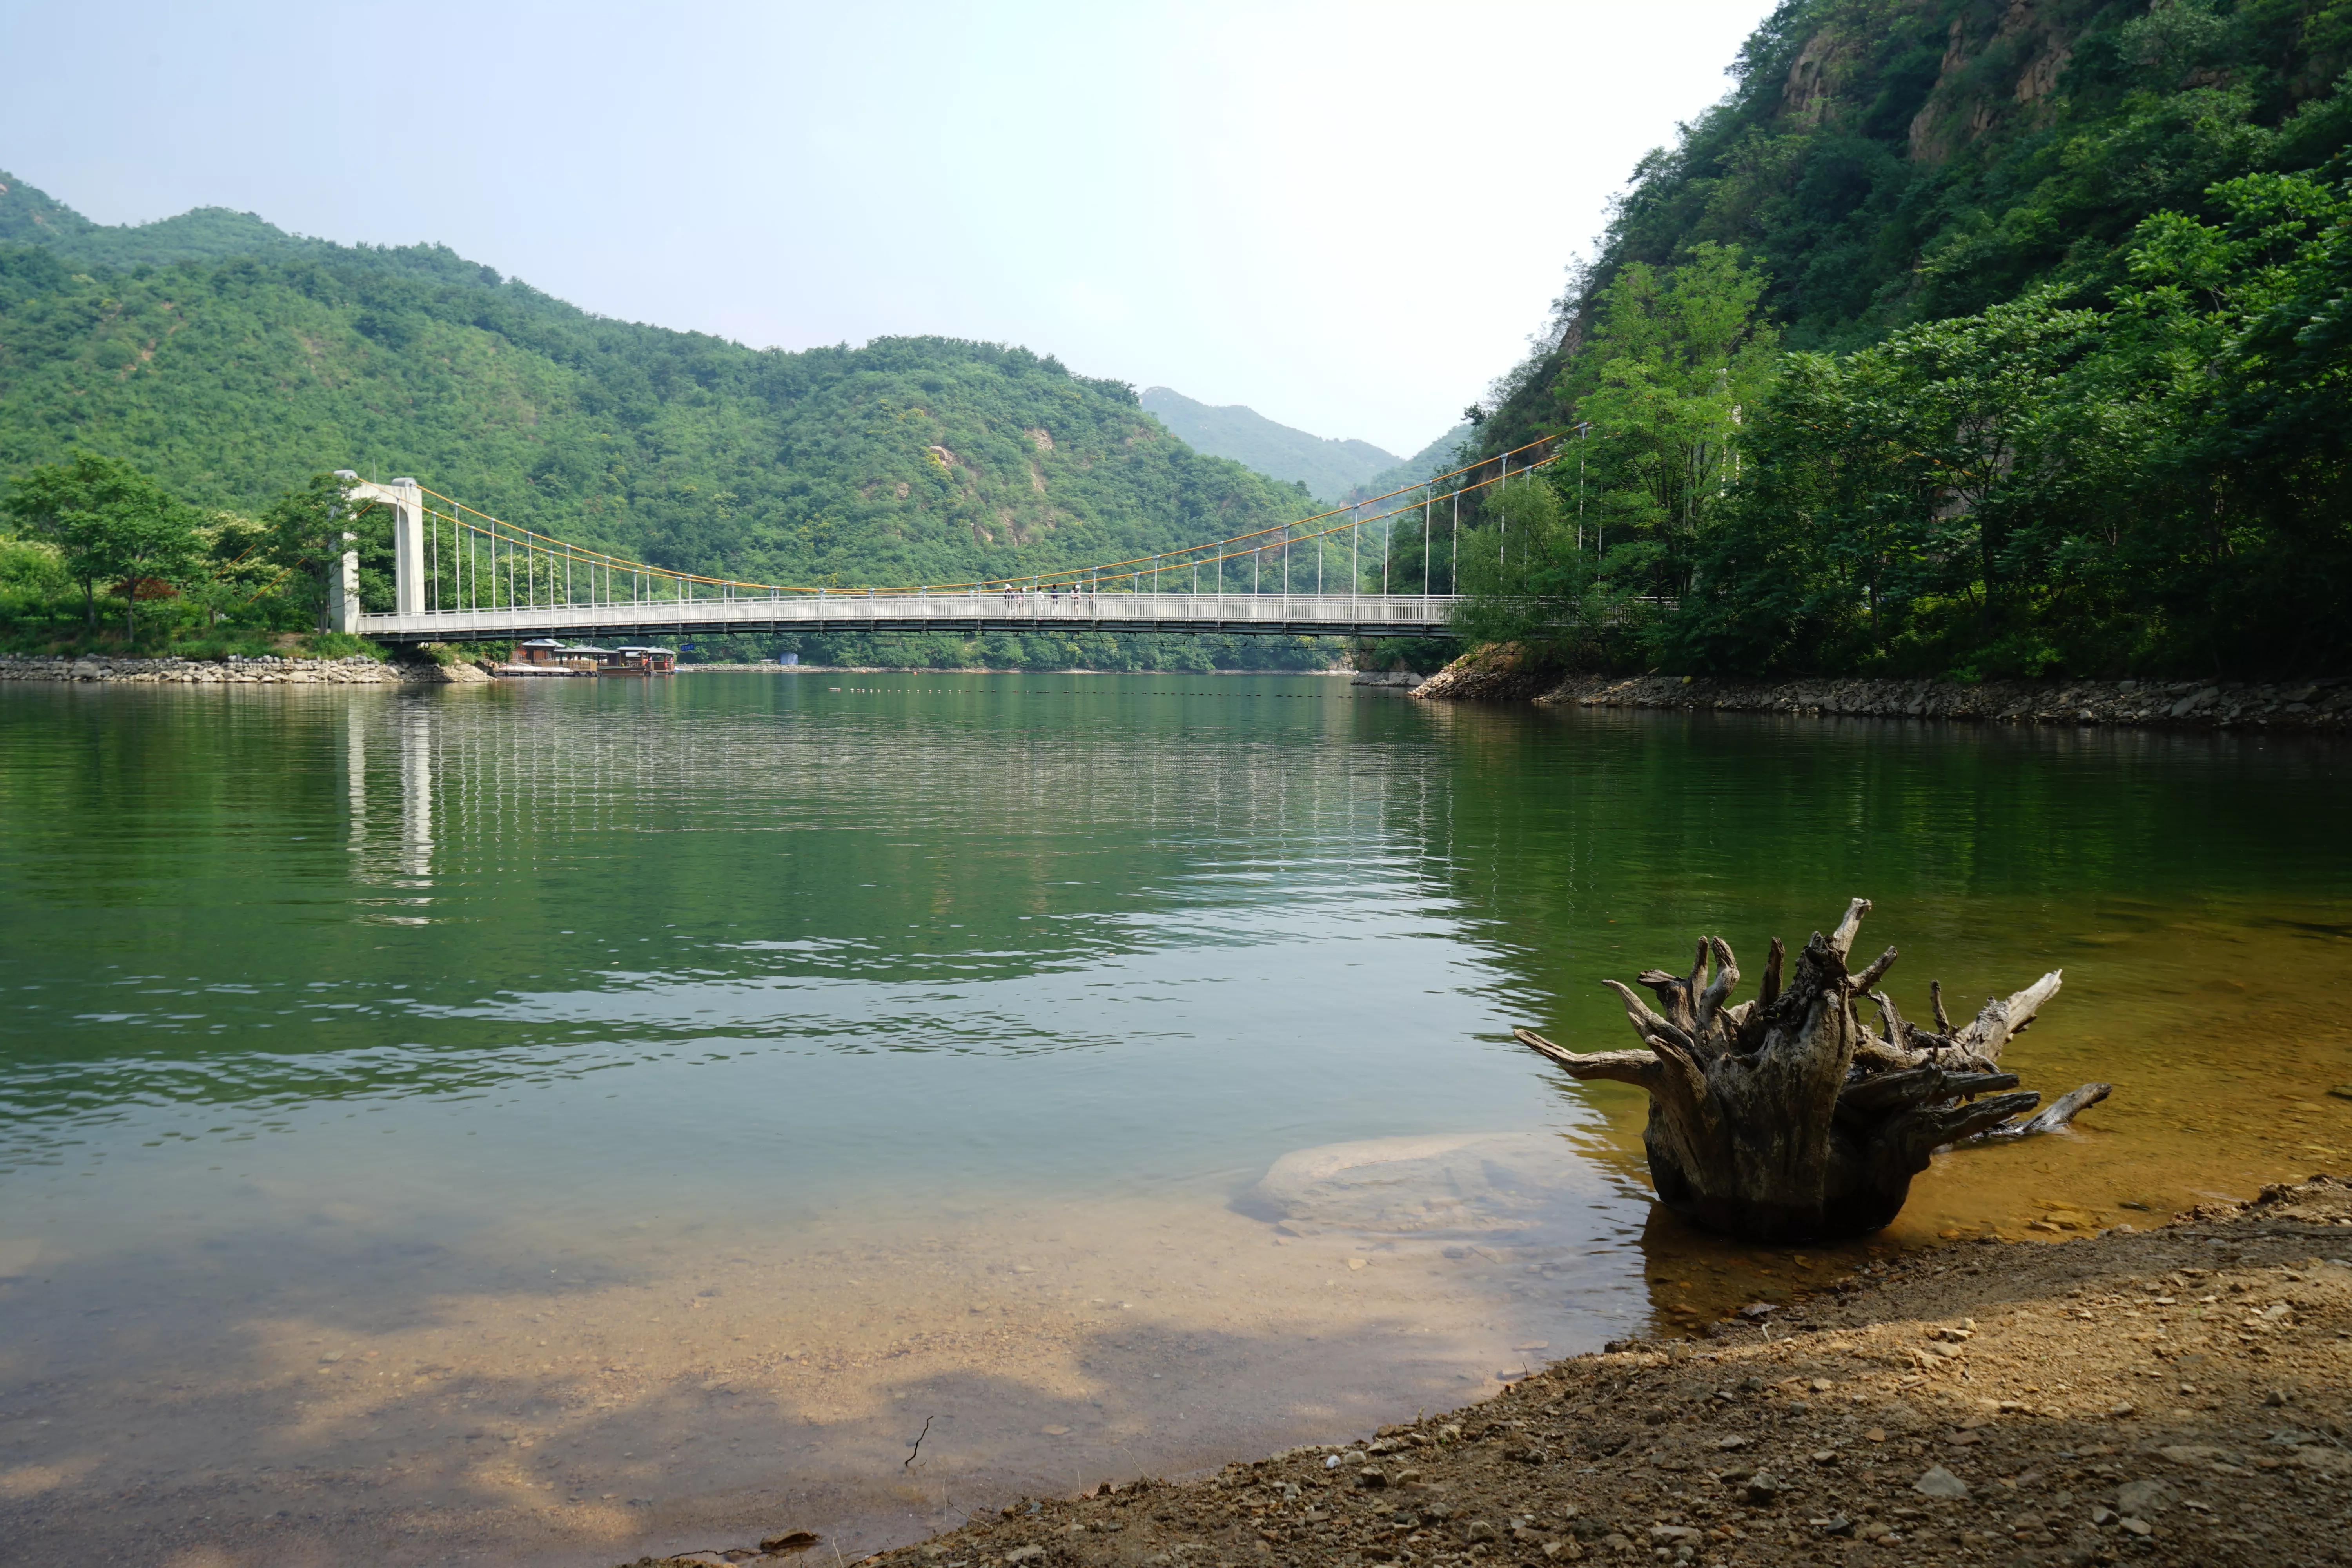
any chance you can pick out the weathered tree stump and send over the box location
[1514,899,2109,1242]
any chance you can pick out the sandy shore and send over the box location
[635,1176,2352,1568]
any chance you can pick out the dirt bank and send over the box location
[631,1176,2352,1568]
[1411,655,2352,733]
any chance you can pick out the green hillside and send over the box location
[1138,386,1401,503]
[1452,0,2352,679]
[0,174,1346,667]
[1486,0,2352,430]
[0,179,324,268]
[1355,423,1474,500]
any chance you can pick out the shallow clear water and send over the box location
[2,673,2348,1564]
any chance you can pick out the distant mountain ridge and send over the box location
[0,175,335,268]
[0,171,1324,605]
[1139,387,1404,504]
[1358,424,1474,501]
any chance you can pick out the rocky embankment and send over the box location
[624,1176,2352,1568]
[1410,653,2352,732]
[1398,644,1561,702]
[0,653,490,684]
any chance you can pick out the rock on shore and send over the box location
[0,654,490,685]
[1402,644,1562,703]
[1413,656,2352,732]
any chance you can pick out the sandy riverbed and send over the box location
[643,1176,2352,1568]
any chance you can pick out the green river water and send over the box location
[1,672,2347,1565]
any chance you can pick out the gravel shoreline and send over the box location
[627,1176,2352,1568]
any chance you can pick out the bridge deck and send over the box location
[357,592,1462,643]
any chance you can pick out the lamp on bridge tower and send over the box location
[336,470,427,629]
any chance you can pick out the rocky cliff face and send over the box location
[1479,0,2351,449]
[1897,0,2083,162]
[1771,0,2095,163]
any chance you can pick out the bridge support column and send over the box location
[327,528,359,633]
[388,478,425,615]
[336,471,426,626]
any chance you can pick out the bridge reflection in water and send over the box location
[7,673,1497,1142]
[345,702,434,897]
[335,671,1461,928]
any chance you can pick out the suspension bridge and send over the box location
[331,437,1564,645]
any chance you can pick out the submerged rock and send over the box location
[1236,1131,1608,1236]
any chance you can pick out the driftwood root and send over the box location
[1514,901,2105,1243]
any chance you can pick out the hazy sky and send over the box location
[0,0,1775,456]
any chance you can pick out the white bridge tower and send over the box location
[331,472,425,632]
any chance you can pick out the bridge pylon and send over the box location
[335,472,426,625]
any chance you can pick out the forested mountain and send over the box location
[1356,424,1475,500]
[0,174,1322,599]
[1487,0,2352,431]
[1138,387,1401,503]
[0,178,324,268]
[1455,0,2352,679]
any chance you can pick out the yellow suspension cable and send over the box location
[365,433,1561,600]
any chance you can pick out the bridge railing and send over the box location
[334,432,1580,635]
[353,590,1466,640]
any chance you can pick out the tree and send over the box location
[1663,290,2125,677]
[2118,172,2352,668]
[259,472,365,633]
[189,511,277,630]
[1555,243,1779,600]
[3,452,197,640]
[1448,465,1655,668]
[84,495,198,644]
[1859,292,2112,627]
[1446,245,1775,666]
